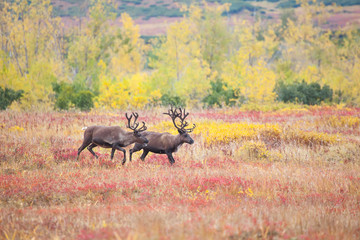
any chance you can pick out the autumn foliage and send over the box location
[1,106,360,239]
[1,1,360,238]
[1,0,360,110]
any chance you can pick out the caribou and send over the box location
[77,112,148,165]
[129,107,196,165]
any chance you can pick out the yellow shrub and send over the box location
[151,119,339,147]
[238,141,269,160]
[196,121,258,145]
[325,116,360,129]
[9,126,24,132]
[284,129,339,146]
[276,108,309,114]
[151,120,271,144]
[193,121,280,145]
[234,140,283,162]
[150,121,177,134]
[258,124,282,142]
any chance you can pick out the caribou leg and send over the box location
[111,144,126,165]
[140,149,149,161]
[87,143,99,159]
[110,148,116,160]
[77,142,90,160]
[77,130,93,160]
[166,151,175,165]
[129,143,144,161]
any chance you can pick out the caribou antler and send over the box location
[163,106,196,133]
[125,112,147,133]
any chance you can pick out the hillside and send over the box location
[52,0,360,35]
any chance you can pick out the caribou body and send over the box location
[130,107,195,165]
[77,112,148,165]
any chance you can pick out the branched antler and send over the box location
[126,112,147,133]
[164,106,196,133]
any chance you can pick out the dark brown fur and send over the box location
[77,113,148,165]
[129,107,195,165]
[129,130,194,165]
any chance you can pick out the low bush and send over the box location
[202,79,241,108]
[52,82,94,111]
[283,129,339,146]
[274,80,333,105]
[0,86,24,110]
[160,93,186,107]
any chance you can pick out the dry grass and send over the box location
[0,107,360,239]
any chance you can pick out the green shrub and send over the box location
[277,0,360,8]
[73,90,94,111]
[52,82,74,110]
[52,82,94,111]
[277,0,300,8]
[0,86,24,110]
[160,93,186,107]
[202,79,240,108]
[226,1,259,14]
[274,80,333,105]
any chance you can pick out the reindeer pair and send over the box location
[77,107,196,165]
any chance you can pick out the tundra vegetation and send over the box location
[1,0,360,239]
[1,106,360,239]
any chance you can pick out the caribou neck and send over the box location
[174,133,183,146]
[123,131,136,146]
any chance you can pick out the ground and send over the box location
[54,0,360,35]
[0,106,359,239]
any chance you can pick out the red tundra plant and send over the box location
[204,156,238,168]
[145,154,174,165]
[186,176,252,192]
[33,157,46,168]
[195,110,263,122]
[52,148,78,162]
[76,227,121,240]
[98,154,116,168]
[309,106,360,117]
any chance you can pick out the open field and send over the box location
[1,107,360,239]
[56,0,360,35]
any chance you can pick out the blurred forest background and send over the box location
[1,0,360,110]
